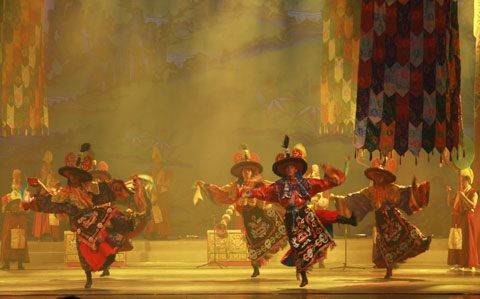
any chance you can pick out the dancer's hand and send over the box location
[322,164,336,177]
[196,180,205,187]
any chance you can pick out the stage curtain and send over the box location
[0,0,48,136]
[354,0,462,159]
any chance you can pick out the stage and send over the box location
[1,237,480,298]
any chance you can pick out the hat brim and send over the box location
[59,166,93,182]
[90,170,112,181]
[230,161,263,177]
[272,158,308,177]
[364,168,396,184]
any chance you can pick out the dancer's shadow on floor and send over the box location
[333,277,427,283]
[190,278,293,284]
[367,277,426,283]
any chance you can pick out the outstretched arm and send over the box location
[23,193,77,216]
[308,165,346,196]
[245,184,278,203]
[91,180,133,206]
[197,181,236,205]
[330,188,373,222]
[397,178,430,215]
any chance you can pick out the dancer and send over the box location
[331,160,431,278]
[197,145,288,278]
[243,136,355,287]
[447,167,479,272]
[1,169,30,270]
[23,144,144,288]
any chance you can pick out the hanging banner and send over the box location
[354,0,462,158]
[1,0,48,136]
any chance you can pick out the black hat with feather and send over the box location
[272,135,308,177]
[58,143,94,182]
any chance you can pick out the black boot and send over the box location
[84,271,92,288]
[299,270,308,287]
[335,214,357,226]
[100,268,110,277]
[18,261,24,270]
[251,264,260,278]
[384,267,392,279]
[1,261,9,271]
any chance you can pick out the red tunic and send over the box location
[249,170,345,224]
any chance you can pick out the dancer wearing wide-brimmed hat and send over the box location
[196,145,288,278]
[331,160,432,279]
[243,136,355,287]
[22,143,146,288]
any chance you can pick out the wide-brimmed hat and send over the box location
[364,167,396,184]
[272,136,308,177]
[90,161,112,181]
[58,143,93,182]
[230,145,263,177]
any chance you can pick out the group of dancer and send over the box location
[2,137,477,289]
[197,135,433,286]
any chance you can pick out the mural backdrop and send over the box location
[0,0,476,236]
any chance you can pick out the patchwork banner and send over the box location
[354,0,463,158]
[0,0,49,136]
[319,0,361,134]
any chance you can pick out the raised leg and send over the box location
[335,213,357,226]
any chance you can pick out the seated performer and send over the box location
[331,159,432,278]
[243,136,356,287]
[446,167,479,272]
[23,144,145,288]
[197,145,288,278]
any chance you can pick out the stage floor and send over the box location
[1,238,480,298]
